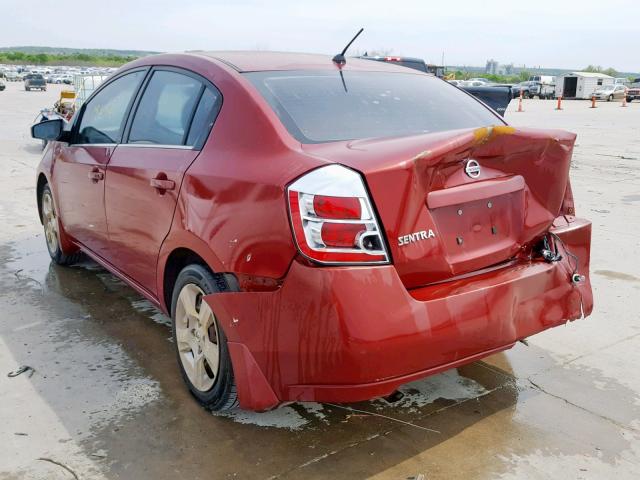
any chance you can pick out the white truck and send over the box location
[528,75,556,99]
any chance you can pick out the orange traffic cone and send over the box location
[556,96,563,110]
[590,95,597,108]
[517,89,524,112]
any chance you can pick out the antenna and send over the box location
[332,28,364,66]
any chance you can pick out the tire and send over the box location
[171,264,238,411]
[627,97,632,103]
[40,184,83,265]
[607,95,613,102]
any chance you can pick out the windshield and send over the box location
[245,70,501,144]
[598,85,614,91]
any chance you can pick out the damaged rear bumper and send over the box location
[205,218,593,411]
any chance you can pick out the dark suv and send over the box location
[24,74,47,91]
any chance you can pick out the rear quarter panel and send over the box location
[155,56,327,306]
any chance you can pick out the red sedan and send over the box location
[32,52,593,411]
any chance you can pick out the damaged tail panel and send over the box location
[305,126,577,288]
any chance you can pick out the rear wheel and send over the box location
[41,184,82,265]
[171,264,238,411]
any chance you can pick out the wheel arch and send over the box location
[36,172,49,224]
[159,234,238,314]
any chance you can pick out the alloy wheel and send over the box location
[174,283,220,392]
[42,190,59,254]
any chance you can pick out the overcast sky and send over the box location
[3,0,638,72]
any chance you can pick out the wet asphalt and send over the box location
[1,82,639,479]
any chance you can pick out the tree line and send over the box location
[0,51,135,67]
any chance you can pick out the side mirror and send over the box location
[31,118,64,141]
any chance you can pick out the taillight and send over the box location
[287,165,389,265]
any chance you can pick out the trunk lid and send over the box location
[303,126,576,288]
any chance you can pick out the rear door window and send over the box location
[185,88,222,147]
[128,70,203,146]
[76,70,145,144]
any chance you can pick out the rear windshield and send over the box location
[245,70,501,144]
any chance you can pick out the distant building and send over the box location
[485,60,514,76]
[485,59,499,75]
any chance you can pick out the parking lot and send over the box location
[1,80,639,479]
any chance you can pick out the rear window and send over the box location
[245,70,501,144]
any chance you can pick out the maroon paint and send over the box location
[37,52,593,411]
[51,144,113,258]
[105,146,200,293]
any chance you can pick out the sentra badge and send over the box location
[398,229,436,246]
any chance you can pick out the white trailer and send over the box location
[555,72,615,99]
[72,74,109,107]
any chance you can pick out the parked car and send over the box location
[5,70,19,82]
[626,81,640,102]
[0,76,5,91]
[592,84,626,101]
[512,81,534,98]
[460,80,492,87]
[24,73,47,91]
[31,52,593,412]
[467,77,491,84]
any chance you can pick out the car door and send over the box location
[52,69,147,258]
[104,68,222,294]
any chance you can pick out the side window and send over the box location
[128,70,202,146]
[186,88,221,147]
[77,70,145,144]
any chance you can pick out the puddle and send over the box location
[213,369,489,430]
[215,404,315,430]
[376,370,489,409]
[129,298,171,327]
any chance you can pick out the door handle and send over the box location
[150,177,175,191]
[88,169,104,182]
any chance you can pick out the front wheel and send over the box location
[607,95,613,102]
[171,264,238,411]
[41,184,82,265]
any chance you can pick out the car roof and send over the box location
[190,51,423,73]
